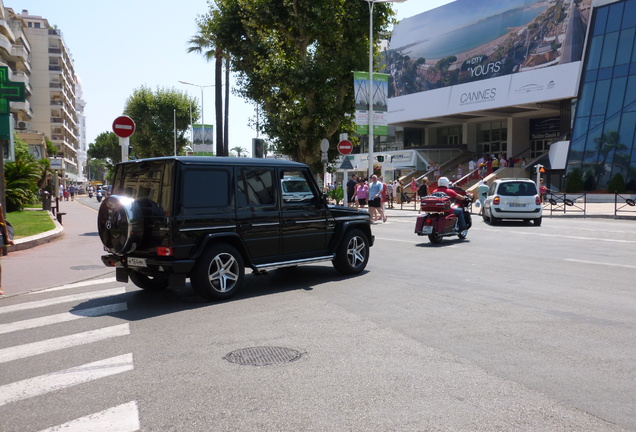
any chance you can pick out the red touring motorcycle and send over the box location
[415,187,473,244]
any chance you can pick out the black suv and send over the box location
[97,157,374,300]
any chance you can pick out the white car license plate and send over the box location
[421,226,433,235]
[127,257,147,267]
[509,203,527,208]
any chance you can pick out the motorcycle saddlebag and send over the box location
[420,196,451,212]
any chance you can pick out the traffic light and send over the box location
[377,155,384,162]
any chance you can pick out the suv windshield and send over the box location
[497,181,537,196]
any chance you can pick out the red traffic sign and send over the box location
[112,115,135,138]
[337,140,353,155]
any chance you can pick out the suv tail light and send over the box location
[493,196,500,205]
[535,195,541,205]
[157,247,173,257]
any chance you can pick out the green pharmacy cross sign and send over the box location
[0,66,26,141]
[0,66,25,115]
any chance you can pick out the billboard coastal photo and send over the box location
[387,0,591,98]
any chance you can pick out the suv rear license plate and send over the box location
[127,257,147,267]
[509,203,527,208]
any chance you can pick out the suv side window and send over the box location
[181,168,230,214]
[237,167,276,206]
[281,170,318,205]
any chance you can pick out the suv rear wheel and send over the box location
[333,229,370,275]
[191,244,245,301]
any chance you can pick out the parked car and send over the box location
[281,176,315,202]
[97,156,374,301]
[483,178,542,226]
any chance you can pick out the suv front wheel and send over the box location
[191,244,245,301]
[333,229,370,275]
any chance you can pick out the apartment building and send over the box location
[10,8,80,181]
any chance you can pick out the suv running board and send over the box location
[253,255,335,272]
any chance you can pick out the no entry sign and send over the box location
[112,115,135,138]
[337,140,353,155]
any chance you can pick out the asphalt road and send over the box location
[1,212,634,431]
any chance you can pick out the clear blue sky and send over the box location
[11,0,453,154]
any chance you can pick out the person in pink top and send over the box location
[356,180,368,208]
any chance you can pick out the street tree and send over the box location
[5,136,41,211]
[201,0,394,171]
[187,25,230,156]
[124,86,199,158]
[230,146,248,157]
[88,131,120,165]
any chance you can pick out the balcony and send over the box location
[11,100,31,116]
[0,34,12,56]
[10,45,27,61]
[0,20,16,43]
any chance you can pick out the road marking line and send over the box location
[0,353,134,407]
[28,277,118,294]
[0,287,127,315]
[481,228,636,243]
[0,303,128,335]
[0,324,130,363]
[37,401,140,432]
[564,259,636,270]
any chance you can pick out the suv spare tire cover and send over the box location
[98,195,144,255]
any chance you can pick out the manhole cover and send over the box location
[70,265,104,271]
[224,346,303,366]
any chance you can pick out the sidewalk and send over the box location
[2,200,115,297]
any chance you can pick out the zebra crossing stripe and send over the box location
[0,303,128,335]
[29,277,118,294]
[0,324,130,363]
[37,401,140,432]
[0,287,127,315]
[0,353,134,407]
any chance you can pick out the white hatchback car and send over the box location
[483,178,542,226]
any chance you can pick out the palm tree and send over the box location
[230,146,247,157]
[187,24,228,156]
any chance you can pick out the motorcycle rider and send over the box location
[434,177,468,232]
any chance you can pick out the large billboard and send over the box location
[388,0,591,119]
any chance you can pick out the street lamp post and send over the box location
[364,0,405,179]
[179,81,214,150]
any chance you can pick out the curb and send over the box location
[6,210,64,253]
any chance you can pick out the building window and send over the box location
[437,126,462,146]
[566,0,636,192]
[476,121,508,157]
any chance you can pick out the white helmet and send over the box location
[437,177,450,188]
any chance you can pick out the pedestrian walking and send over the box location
[346,174,358,207]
